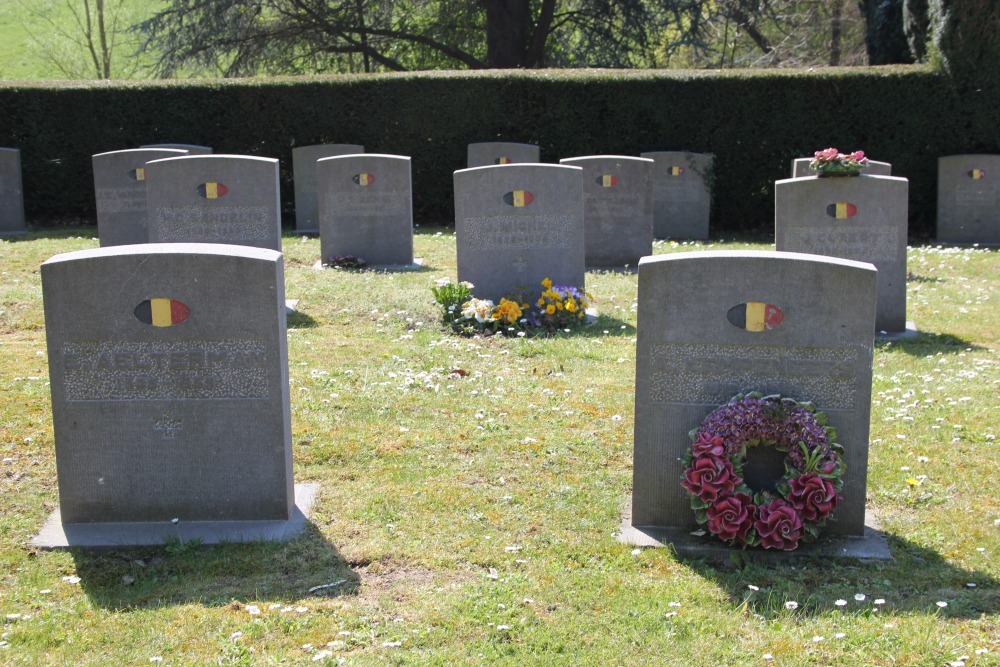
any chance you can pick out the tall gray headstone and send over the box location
[631,250,876,539]
[792,158,891,178]
[937,154,1000,245]
[640,151,713,240]
[317,153,413,267]
[93,148,189,247]
[454,164,585,303]
[292,144,364,234]
[0,147,27,235]
[37,243,306,546]
[775,175,909,333]
[146,155,282,251]
[467,142,540,168]
[559,155,653,267]
[142,144,214,155]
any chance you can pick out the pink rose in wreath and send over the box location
[680,455,740,503]
[706,492,756,543]
[786,472,840,523]
[690,432,726,458]
[755,498,803,550]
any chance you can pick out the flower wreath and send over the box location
[680,392,846,550]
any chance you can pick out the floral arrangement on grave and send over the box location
[327,254,367,269]
[809,148,869,177]
[431,277,592,336]
[680,392,845,550]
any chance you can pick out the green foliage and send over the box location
[930,0,1000,93]
[860,0,915,64]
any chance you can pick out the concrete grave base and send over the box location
[876,321,919,341]
[32,483,319,549]
[617,500,892,561]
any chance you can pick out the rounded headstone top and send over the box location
[42,242,283,266]
[637,249,877,274]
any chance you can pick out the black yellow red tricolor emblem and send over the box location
[129,168,146,181]
[495,157,512,164]
[727,302,784,332]
[669,166,684,176]
[826,202,858,219]
[597,175,619,187]
[197,183,228,199]
[134,299,191,327]
[503,190,534,207]
[352,173,375,186]
[969,169,985,179]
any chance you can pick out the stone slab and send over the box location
[937,154,1000,245]
[454,163,585,304]
[559,155,653,268]
[92,148,188,247]
[146,155,282,251]
[293,144,364,234]
[32,484,318,548]
[792,158,891,178]
[631,251,877,539]
[775,174,909,332]
[640,151,713,240]
[142,144,213,155]
[0,147,27,235]
[467,142,540,168]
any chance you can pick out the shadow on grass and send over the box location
[876,331,984,356]
[286,310,319,329]
[70,523,360,610]
[682,532,998,620]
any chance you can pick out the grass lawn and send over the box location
[0,227,997,666]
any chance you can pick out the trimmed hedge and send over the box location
[1,66,998,238]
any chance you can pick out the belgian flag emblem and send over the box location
[969,169,985,179]
[129,168,146,181]
[669,166,684,176]
[495,157,512,165]
[353,173,375,186]
[197,182,228,199]
[727,302,784,332]
[597,174,619,187]
[134,299,191,327]
[503,190,534,207]
[826,202,858,219]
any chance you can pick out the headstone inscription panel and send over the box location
[293,144,364,234]
[93,148,189,247]
[791,158,891,178]
[467,142,540,168]
[559,155,653,267]
[631,251,877,538]
[0,147,27,235]
[775,175,908,332]
[317,153,413,266]
[41,243,294,528]
[146,155,282,251]
[640,151,713,240]
[454,164,585,303]
[937,154,1000,245]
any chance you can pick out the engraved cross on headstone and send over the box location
[153,412,183,439]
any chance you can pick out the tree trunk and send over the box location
[830,0,843,65]
[484,0,530,68]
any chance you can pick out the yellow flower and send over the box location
[566,300,577,313]
[542,277,552,289]
[546,305,556,315]
[537,299,545,307]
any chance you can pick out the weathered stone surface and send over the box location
[631,251,877,538]
[640,151,713,240]
[775,174,908,332]
[559,155,653,267]
[146,155,282,251]
[0,147,26,235]
[792,158,891,178]
[293,144,364,234]
[937,154,1000,245]
[93,148,189,247]
[454,164,584,303]
[467,142,540,168]
[40,243,295,528]
[317,153,413,267]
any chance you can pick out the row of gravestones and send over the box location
[33,242,882,560]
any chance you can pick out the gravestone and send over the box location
[627,251,877,547]
[559,155,653,267]
[93,148,189,247]
[317,153,413,267]
[142,144,214,155]
[292,144,364,234]
[640,151,713,240]
[454,164,584,303]
[0,147,27,235]
[34,243,313,547]
[467,142,540,168]
[146,155,282,251]
[937,154,1000,245]
[775,175,909,333]
[792,158,891,178]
